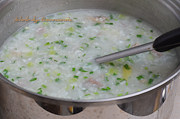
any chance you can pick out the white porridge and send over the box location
[0,10,178,100]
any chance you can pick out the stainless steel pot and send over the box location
[0,0,180,118]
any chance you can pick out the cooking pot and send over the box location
[0,0,180,118]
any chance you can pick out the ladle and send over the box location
[95,28,180,63]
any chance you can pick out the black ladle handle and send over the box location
[153,27,180,52]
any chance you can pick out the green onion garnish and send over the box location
[101,87,111,91]
[124,64,131,70]
[136,75,144,80]
[30,78,37,82]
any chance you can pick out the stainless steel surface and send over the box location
[0,76,179,119]
[160,0,180,21]
[95,42,153,63]
[0,0,180,117]
[118,84,167,116]
[36,101,84,115]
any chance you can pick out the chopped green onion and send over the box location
[36,21,40,24]
[105,23,113,25]
[126,44,131,48]
[101,87,111,91]
[89,71,94,74]
[57,13,62,15]
[117,93,123,96]
[46,73,50,76]
[94,92,99,95]
[83,76,88,79]
[105,77,109,81]
[149,36,153,39]
[124,64,131,70]
[148,78,154,84]
[83,43,89,47]
[19,66,25,70]
[27,62,34,67]
[153,74,160,78]
[30,78,37,82]
[80,46,84,51]
[55,78,60,82]
[67,32,73,36]
[69,78,77,83]
[87,62,92,66]
[118,14,125,19]
[4,75,9,78]
[57,73,61,76]
[59,62,66,64]
[55,40,63,44]
[37,88,42,94]
[72,85,75,90]
[109,62,115,66]
[136,34,142,38]
[44,42,50,46]
[29,37,35,41]
[110,14,113,20]
[3,69,8,74]
[72,68,76,71]
[44,69,48,72]
[115,82,120,86]
[2,69,9,78]
[48,57,53,60]
[82,54,86,57]
[137,19,142,23]
[79,67,88,72]
[84,94,91,96]
[43,33,48,37]
[37,47,40,50]
[39,62,43,64]
[16,76,21,79]
[116,78,126,82]
[63,44,68,47]
[136,26,139,29]
[136,75,144,80]
[113,73,117,76]
[148,71,153,74]
[76,25,82,28]
[100,64,105,69]
[32,72,36,77]
[89,37,96,40]
[124,56,134,63]
[73,75,79,79]
[64,56,68,59]
[67,27,75,32]
[94,23,101,26]
[53,59,58,62]
[22,28,26,32]
[78,35,83,38]
[42,84,47,88]
[144,67,148,70]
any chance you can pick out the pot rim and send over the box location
[0,1,180,106]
